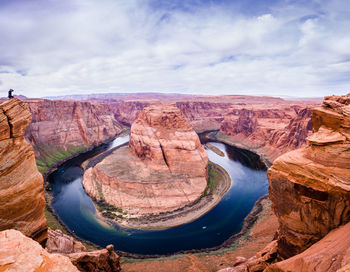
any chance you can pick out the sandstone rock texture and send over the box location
[0,98,47,244]
[265,221,350,272]
[0,229,78,272]
[268,94,350,259]
[129,105,208,177]
[69,244,120,272]
[83,105,208,215]
[220,107,313,162]
[46,228,87,254]
[25,99,123,172]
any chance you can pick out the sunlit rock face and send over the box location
[0,229,79,272]
[24,99,123,172]
[268,94,350,259]
[0,98,47,245]
[265,221,350,272]
[83,105,208,215]
[220,107,313,162]
[129,105,208,178]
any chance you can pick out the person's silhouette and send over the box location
[8,89,14,99]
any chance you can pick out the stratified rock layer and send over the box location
[268,94,350,259]
[0,229,78,272]
[69,245,120,272]
[83,105,208,215]
[265,221,350,272]
[25,99,123,172]
[129,105,208,177]
[46,228,86,254]
[0,98,47,244]
[220,107,313,162]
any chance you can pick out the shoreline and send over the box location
[91,161,231,230]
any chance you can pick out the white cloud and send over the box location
[0,0,349,98]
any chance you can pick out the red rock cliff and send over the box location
[268,94,350,259]
[0,98,47,244]
[220,107,313,162]
[25,99,123,173]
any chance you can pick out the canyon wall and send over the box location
[266,221,350,272]
[268,94,350,259]
[25,99,123,173]
[0,98,47,244]
[220,107,313,162]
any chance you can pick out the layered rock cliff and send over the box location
[0,98,47,244]
[266,221,350,272]
[220,107,313,162]
[268,94,350,259]
[83,105,208,216]
[25,99,123,173]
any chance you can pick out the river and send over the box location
[48,134,268,255]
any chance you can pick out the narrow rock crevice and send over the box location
[1,108,13,138]
[159,143,171,171]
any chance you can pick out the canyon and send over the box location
[3,93,348,272]
[83,105,213,227]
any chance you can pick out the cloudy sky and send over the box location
[0,0,349,98]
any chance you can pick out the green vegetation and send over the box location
[45,208,68,234]
[204,163,221,196]
[35,144,87,174]
[94,197,127,221]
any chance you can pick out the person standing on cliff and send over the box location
[8,89,14,99]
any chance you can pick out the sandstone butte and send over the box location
[0,98,47,244]
[267,94,350,263]
[83,105,209,215]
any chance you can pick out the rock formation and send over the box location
[265,221,350,272]
[0,98,47,245]
[220,107,313,162]
[69,244,120,272]
[268,94,350,259]
[46,228,87,254]
[83,105,208,215]
[25,99,123,173]
[128,105,208,177]
[0,229,78,272]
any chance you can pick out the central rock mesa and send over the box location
[83,105,208,216]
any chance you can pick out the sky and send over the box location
[0,0,349,98]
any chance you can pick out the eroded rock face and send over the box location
[0,229,78,272]
[265,221,350,272]
[83,105,208,215]
[0,98,47,244]
[25,99,123,172]
[220,107,312,162]
[129,105,208,177]
[69,245,120,272]
[46,228,86,254]
[268,94,350,259]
